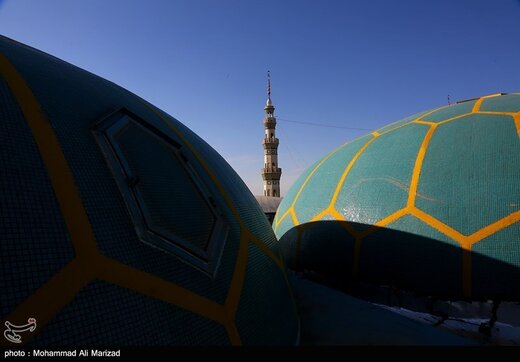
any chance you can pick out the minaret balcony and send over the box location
[261,167,282,180]
[262,137,279,145]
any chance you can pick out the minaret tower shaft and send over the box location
[261,71,282,197]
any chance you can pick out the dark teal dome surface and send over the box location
[0,36,298,346]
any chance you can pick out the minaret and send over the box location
[261,71,282,197]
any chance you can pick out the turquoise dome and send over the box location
[275,93,520,300]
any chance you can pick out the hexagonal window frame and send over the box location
[93,109,228,276]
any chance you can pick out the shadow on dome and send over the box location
[278,220,520,302]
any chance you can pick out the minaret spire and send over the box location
[261,71,282,197]
[267,70,271,98]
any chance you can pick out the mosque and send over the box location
[0,35,518,346]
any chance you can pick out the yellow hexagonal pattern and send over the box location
[0,52,293,346]
[275,93,520,297]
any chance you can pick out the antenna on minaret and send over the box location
[447,94,451,105]
[267,70,271,98]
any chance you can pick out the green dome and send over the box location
[275,93,520,300]
[0,36,298,346]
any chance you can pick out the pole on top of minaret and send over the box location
[267,70,271,98]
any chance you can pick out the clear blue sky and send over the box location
[1,0,519,195]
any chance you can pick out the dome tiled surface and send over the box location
[275,93,520,300]
[0,35,298,346]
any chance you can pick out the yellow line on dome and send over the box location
[458,210,520,298]
[0,260,91,346]
[224,325,242,346]
[469,93,506,115]
[360,208,409,239]
[330,136,378,208]
[411,208,465,241]
[373,108,437,135]
[412,207,520,298]
[311,208,331,222]
[466,210,520,246]
[420,107,446,118]
[377,106,453,135]
[280,110,439,231]
[472,98,484,112]
[96,255,229,325]
[409,106,450,124]
[329,207,346,221]
[0,52,102,344]
[514,113,520,139]
[224,231,249,345]
[413,120,436,125]
[411,208,471,297]
[0,50,301,347]
[378,120,415,136]
[322,132,407,274]
[437,113,472,125]
[1,51,268,345]
[407,125,437,208]
[380,106,448,136]
[475,111,516,116]
[225,232,249,317]
[376,108,440,137]
[275,145,346,230]
[274,209,291,231]
[274,209,280,225]
[290,208,300,226]
[0,54,99,259]
[249,233,284,270]
[413,208,520,248]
